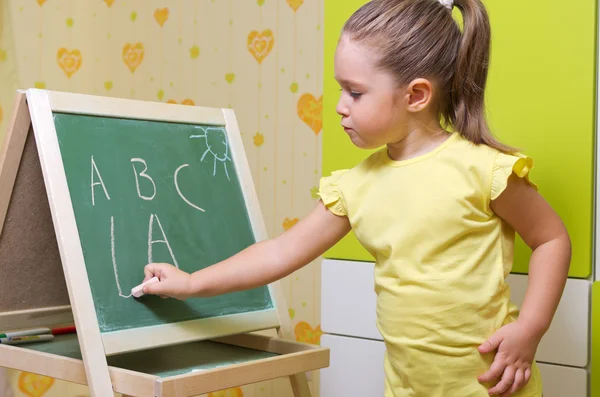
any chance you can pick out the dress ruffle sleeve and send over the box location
[318,170,349,216]
[491,152,538,201]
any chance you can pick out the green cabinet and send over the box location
[323,0,596,278]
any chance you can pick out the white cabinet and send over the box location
[320,334,385,396]
[506,274,590,367]
[319,336,589,397]
[538,362,588,397]
[321,259,380,340]
[320,259,591,396]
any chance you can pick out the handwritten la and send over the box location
[91,156,202,297]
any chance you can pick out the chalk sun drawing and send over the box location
[190,126,232,181]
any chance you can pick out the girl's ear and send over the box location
[406,78,434,112]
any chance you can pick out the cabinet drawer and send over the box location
[507,274,590,367]
[322,260,590,367]
[321,259,380,340]
[320,334,385,396]
[538,362,587,397]
[320,335,588,397]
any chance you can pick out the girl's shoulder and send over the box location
[318,150,388,216]
[322,148,388,183]
[450,133,530,168]
[450,133,537,200]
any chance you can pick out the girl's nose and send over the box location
[336,97,349,117]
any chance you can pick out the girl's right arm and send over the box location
[142,201,351,299]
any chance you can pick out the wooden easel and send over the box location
[0,90,328,397]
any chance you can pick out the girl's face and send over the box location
[334,35,410,150]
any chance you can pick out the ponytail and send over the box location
[448,0,514,152]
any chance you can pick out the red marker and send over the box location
[51,326,76,335]
[0,326,76,339]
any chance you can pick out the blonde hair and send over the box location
[342,0,514,152]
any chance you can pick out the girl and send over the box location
[142,0,571,396]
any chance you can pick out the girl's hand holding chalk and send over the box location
[139,263,193,300]
[131,277,160,298]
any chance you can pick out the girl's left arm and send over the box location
[478,174,571,397]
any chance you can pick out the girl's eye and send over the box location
[338,88,362,99]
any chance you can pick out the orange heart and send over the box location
[225,73,235,84]
[167,99,195,106]
[104,0,115,6]
[57,48,82,79]
[18,372,55,397]
[36,0,46,6]
[247,30,274,64]
[287,0,303,11]
[154,8,169,27]
[122,42,144,73]
[208,388,243,397]
[283,217,298,230]
[297,93,322,135]
[294,321,323,345]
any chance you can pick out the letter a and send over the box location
[147,214,179,268]
[91,156,110,206]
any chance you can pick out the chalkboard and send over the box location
[53,112,272,333]
[6,90,307,397]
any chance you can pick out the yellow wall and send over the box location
[0,0,20,143]
[0,0,323,396]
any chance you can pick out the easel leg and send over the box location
[289,372,311,397]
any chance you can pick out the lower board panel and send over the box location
[0,332,329,397]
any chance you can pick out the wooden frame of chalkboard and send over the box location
[0,91,75,330]
[0,90,326,397]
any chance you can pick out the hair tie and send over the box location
[439,0,454,9]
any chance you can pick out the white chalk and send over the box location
[131,277,160,298]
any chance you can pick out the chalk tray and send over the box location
[0,332,328,396]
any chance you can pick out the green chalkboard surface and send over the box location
[53,112,272,333]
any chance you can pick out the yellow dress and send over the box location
[319,133,542,397]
